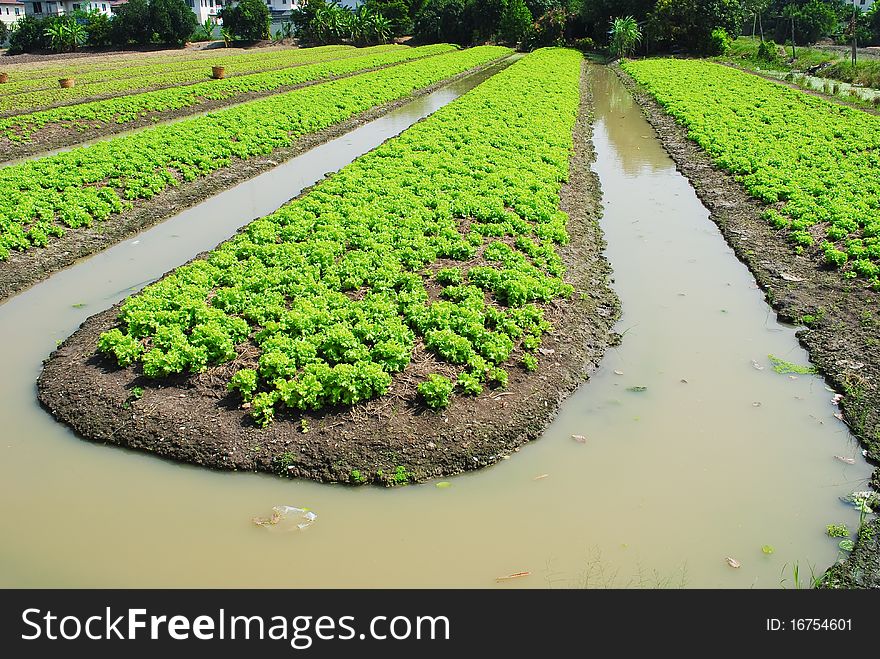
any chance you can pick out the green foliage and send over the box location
[768,354,816,374]
[414,0,471,45]
[350,468,367,483]
[84,11,113,48]
[435,267,463,285]
[0,46,496,259]
[757,38,783,64]
[392,465,411,484]
[521,352,538,371]
[92,49,579,425]
[0,45,398,116]
[149,0,199,46]
[777,0,837,46]
[646,0,745,54]
[609,15,641,59]
[220,0,271,42]
[8,16,52,54]
[229,368,259,402]
[456,371,483,395]
[529,7,568,48]
[110,0,153,46]
[419,374,455,409]
[826,523,849,538]
[623,58,880,289]
[707,27,732,56]
[499,0,533,44]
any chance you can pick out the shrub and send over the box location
[82,10,112,47]
[757,39,781,64]
[220,0,271,42]
[149,0,198,46]
[499,0,532,45]
[7,16,51,54]
[707,27,731,56]
[110,0,153,46]
[418,374,454,409]
[573,36,596,52]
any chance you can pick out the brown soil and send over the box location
[0,62,402,161]
[613,65,880,588]
[36,61,620,486]
[0,58,508,303]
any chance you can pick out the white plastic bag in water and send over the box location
[252,505,317,531]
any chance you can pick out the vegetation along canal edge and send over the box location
[36,60,621,488]
[613,63,880,589]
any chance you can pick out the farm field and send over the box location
[623,59,880,289]
[40,47,592,480]
[0,45,510,298]
[0,44,371,112]
[0,44,457,158]
[0,33,877,597]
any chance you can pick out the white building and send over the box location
[16,0,303,30]
[20,0,114,18]
[1,0,24,26]
[846,0,875,12]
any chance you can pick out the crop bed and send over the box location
[38,48,620,485]
[0,45,361,108]
[623,59,880,290]
[0,44,456,148]
[0,46,509,271]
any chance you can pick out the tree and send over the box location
[110,0,153,46]
[0,21,8,46]
[7,16,51,54]
[364,0,412,35]
[646,0,744,53]
[414,0,470,45]
[149,0,198,46]
[219,0,271,41]
[499,0,533,44]
[776,1,837,45]
[82,10,113,47]
[608,14,641,58]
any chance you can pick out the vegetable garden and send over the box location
[0,45,509,263]
[623,58,880,290]
[94,47,582,425]
[0,44,456,144]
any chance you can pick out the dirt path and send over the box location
[36,62,620,486]
[614,64,880,589]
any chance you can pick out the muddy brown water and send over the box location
[0,63,871,588]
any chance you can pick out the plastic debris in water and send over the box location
[571,434,587,443]
[252,506,317,531]
[496,571,530,582]
[725,557,742,569]
[834,455,855,465]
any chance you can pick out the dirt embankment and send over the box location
[36,62,620,487]
[613,65,880,589]
[0,58,509,303]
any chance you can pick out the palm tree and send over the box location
[608,16,641,60]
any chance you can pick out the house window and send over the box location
[102,3,106,8]
[72,3,80,8]
[33,2,43,12]
[15,7,20,14]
